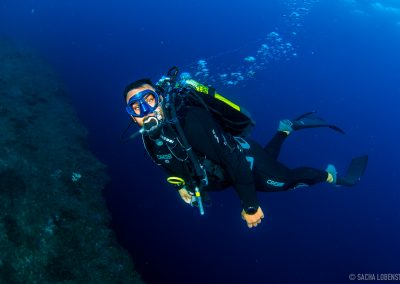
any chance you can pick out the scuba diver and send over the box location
[122,67,368,229]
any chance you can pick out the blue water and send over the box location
[1,1,400,283]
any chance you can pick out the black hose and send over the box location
[120,120,139,143]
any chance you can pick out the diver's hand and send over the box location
[241,207,264,228]
[178,188,192,204]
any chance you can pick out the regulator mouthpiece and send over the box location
[143,116,160,134]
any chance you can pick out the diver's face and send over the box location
[126,84,164,127]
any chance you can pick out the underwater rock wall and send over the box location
[0,38,143,283]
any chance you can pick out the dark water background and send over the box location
[1,1,399,283]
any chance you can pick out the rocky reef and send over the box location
[0,38,143,283]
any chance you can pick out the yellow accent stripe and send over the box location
[185,79,241,111]
[214,94,240,111]
[185,79,200,88]
[196,85,208,93]
[195,192,201,197]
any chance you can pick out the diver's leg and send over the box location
[250,141,295,192]
[289,167,329,187]
[252,145,331,192]
[255,166,330,192]
[251,138,333,191]
[263,131,288,160]
[263,119,297,159]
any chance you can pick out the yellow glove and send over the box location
[241,207,264,228]
[178,187,193,204]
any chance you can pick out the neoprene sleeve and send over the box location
[181,107,259,210]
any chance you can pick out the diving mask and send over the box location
[126,89,160,118]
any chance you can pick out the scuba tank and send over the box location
[157,68,256,138]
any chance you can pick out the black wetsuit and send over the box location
[143,106,328,211]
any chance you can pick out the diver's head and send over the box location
[124,79,165,133]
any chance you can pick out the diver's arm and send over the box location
[182,107,260,211]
